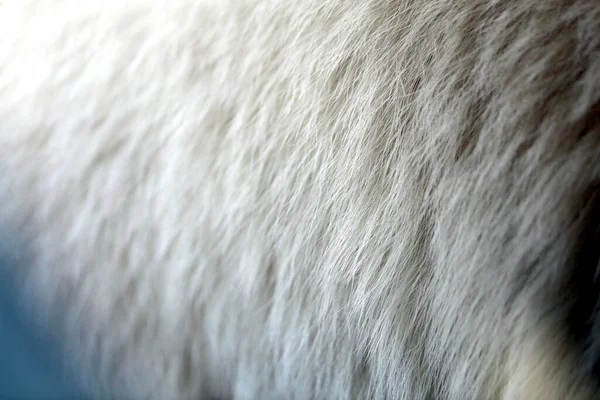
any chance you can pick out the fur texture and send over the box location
[1,0,600,399]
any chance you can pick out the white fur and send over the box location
[1,0,600,398]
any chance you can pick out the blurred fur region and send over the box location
[1,0,600,399]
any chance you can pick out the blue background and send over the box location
[0,262,88,400]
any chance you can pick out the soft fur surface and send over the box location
[1,0,600,399]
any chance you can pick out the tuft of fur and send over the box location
[1,0,600,399]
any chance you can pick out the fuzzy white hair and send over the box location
[1,0,600,399]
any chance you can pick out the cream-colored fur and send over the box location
[1,0,600,399]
